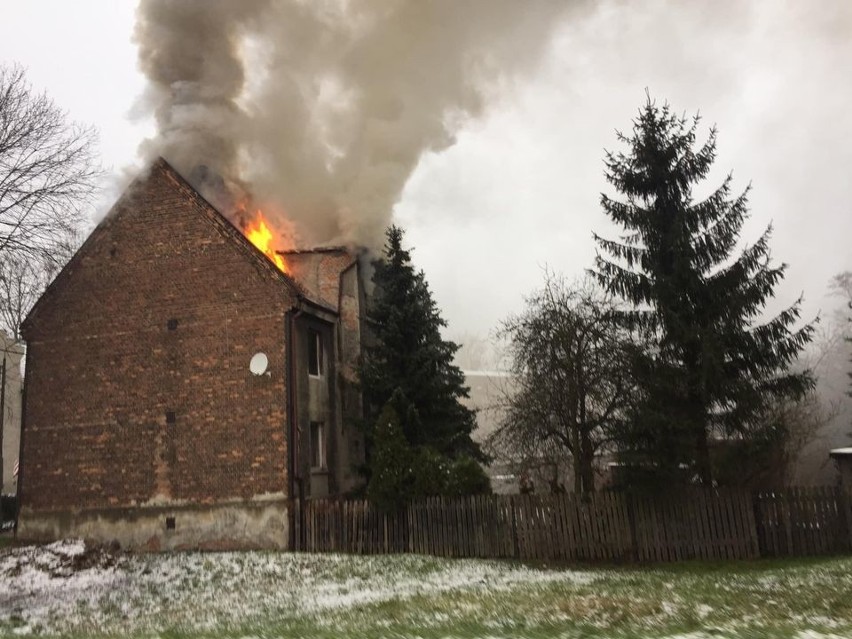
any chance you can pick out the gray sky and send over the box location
[1,0,850,340]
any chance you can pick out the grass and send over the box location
[268,557,851,639]
[2,542,851,638]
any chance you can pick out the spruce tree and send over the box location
[593,97,814,486]
[360,225,484,464]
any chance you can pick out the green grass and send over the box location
[262,557,850,639]
[2,546,851,638]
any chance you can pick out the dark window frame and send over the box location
[308,329,324,377]
[310,421,326,470]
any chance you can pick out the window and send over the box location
[308,329,323,377]
[310,421,326,470]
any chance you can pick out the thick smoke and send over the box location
[134,0,574,248]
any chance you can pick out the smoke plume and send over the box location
[134,0,573,248]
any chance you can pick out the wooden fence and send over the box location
[293,486,852,562]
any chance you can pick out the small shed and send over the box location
[829,448,852,489]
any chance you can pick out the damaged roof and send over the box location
[24,157,350,331]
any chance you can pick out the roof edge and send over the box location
[153,157,308,298]
[280,245,352,255]
[23,161,165,335]
[23,157,311,334]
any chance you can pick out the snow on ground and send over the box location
[0,539,127,634]
[0,540,594,636]
[1,540,851,637]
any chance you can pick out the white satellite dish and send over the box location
[249,352,269,376]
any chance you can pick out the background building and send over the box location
[1,332,24,496]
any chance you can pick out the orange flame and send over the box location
[244,210,289,273]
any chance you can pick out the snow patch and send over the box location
[0,543,599,635]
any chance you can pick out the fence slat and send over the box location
[633,494,648,562]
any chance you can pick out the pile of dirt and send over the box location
[0,539,125,579]
[67,541,123,573]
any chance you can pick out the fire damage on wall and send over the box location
[16,158,370,550]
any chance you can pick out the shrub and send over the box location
[446,455,491,496]
[410,447,450,497]
[366,402,412,512]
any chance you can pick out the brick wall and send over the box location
[20,161,294,513]
[284,250,356,310]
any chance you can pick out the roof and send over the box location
[281,246,351,255]
[24,158,327,332]
[830,448,852,458]
[153,158,309,295]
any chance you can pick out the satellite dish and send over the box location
[250,352,269,376]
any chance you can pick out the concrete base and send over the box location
[17,498,289,551]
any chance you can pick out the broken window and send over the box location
[308,329,323,377]
[310,421,326,470]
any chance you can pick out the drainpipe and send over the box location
[287,307,304,550]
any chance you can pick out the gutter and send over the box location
[286,307,304,550]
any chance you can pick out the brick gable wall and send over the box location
[20,162,293,513]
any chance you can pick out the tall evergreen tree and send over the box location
[360,225,484,464]
[593,97,814,486]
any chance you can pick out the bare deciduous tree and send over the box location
[830,271,852,303]
[0,64,96,493]
[0,64,97,265]
[0,232,78,340]
[756,290,850,485]
[829,271,852,398]
[769,390,837,484]
[488,273,637,494]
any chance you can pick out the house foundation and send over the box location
[17,497,289,551]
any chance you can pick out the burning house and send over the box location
[16,158,367,550]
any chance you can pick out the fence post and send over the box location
[837,486,852,552]
[293,497,301,552]
[627,492,639,563]
[751,490,764,559]
[509,495,520,559]
[782,491,794,556]
[408,501,414,554]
